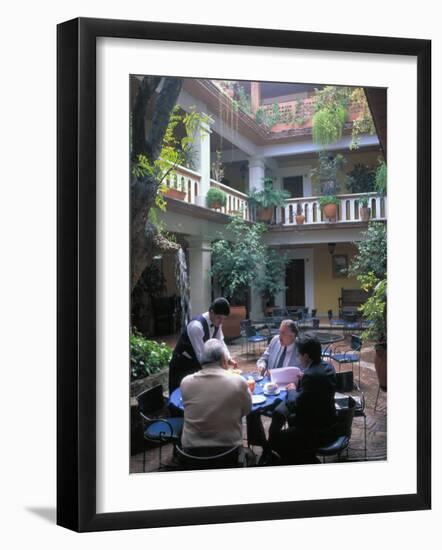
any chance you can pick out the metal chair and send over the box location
[239,319,252,354]
[136,385,183,471]
[330,334,363,385]
[316,396,356,463]
[335,371,367,458]
[175,445,245,470]
[272,307,288,317]
[245,325,267,356]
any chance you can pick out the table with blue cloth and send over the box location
[168,373,286,414]
[168,373,286,448]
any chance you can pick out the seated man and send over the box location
[257,319,302,376]
[247,319,302,451]
[268,334,337,465]
[180,338,252,459]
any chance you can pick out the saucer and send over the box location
[264,388,280,396]
[252,395,266,405]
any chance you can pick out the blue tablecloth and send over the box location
[168,374,286,413]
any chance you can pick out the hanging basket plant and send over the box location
[312,104,347,146]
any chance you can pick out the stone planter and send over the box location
[256,207,273,223]
[165,187,186,200]
[360,206,371,222]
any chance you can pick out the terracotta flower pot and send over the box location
[359,206,370,222]
[165,188,186,200]
[222,306,246,340]
[374,345,387,391]
[256,207,273,222]
[295,214,305,224]
[208,200,222,209]
[323,203,338,221]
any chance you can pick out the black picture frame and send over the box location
[57,17,431,532]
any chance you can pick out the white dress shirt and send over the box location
[187,311,231,362]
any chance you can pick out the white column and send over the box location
[187,237,212,316]
[248,157,266,192]
[249,283,264,321]
[194,117,211,207]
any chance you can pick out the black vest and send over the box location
[173,314,219,363]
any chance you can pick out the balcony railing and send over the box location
[275,192,387,226]
[166,166,386,226]
[210,179,250,220]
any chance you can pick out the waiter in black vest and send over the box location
[168,298,238,394]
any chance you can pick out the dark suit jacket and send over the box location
[282,360,337,432]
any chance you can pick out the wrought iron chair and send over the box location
[239,319,252,354]
[335,371,367,458]
[136,384,183,471]
[330,334,363,385]
[244,325,267,356]
[316,396,356,463]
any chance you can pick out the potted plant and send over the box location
[311,152,346,222]
[295,203,305,224]
[359,196,371,222]
[319,195,340,221]
[206,187,227,210]
[247,177,290,223]
[165,174,186,200]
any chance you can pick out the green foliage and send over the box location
[358,273,387,344]
[359,196,369,208]
[130,332,172,380]
[254,103,281,129]
[210,217,288,304]
[311,152,346,195]
[312,86,375,149]
[233,84,252,114]
[375,159,387,195]
[349,221,387,280]
[247,178,290,209]
[346,163,376,194]
[206,187,227,207]
[319,195,340,207]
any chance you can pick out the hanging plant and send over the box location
[312,104,347,146]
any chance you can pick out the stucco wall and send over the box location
[313,242,361,314]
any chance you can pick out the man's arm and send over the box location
[216,326,232,361]
[256,337,274,373]
[187,320,205,362]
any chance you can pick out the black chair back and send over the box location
[327,309,333,321]
[335,371,354,393]
[335,396,356,438]
[240,319,251,333]
[136,385,165,416]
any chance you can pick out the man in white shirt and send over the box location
[168,298,238,394]
[180,339,252,451]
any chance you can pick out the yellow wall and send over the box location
[313,242,361,314]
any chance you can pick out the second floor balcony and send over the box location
[165,165,387,229]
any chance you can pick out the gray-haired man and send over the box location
[180,339,252,451]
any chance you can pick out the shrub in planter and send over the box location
[295,203,305,224]
[206,187,227,209]
[247,177,290,223]
[319,195,340,221]
[359,196,371,221]
[130,331,173,381]
[375,159,387,196]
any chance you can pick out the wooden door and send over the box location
[285,259,305,307]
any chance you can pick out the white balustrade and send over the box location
[210,179,250,220]
[165,165,201,204]
[279,192,387,227]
